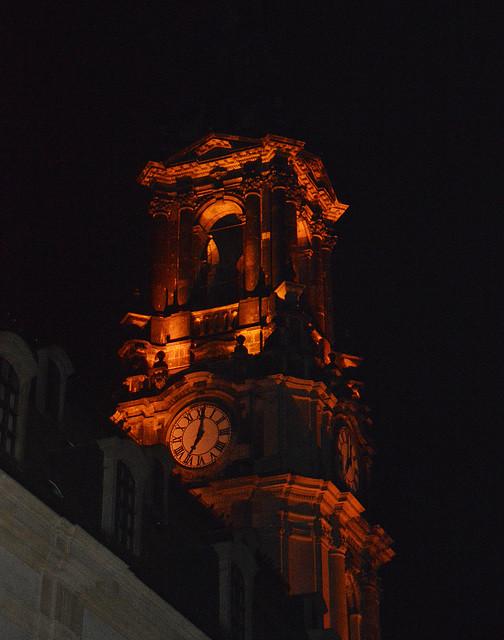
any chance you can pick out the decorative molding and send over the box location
[137,134,348,223]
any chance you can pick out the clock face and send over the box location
[338,428,359,490]
[169,403,232,468]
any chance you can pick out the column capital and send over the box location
[242,175,263,195]
[178,189,197,209]
[267,166,297,190]
[332,528,349,555]
[359,567,380,591]
[309,218,337,248]
[285,184,303,207]
[321,518,349,553]
[149,195,177,218]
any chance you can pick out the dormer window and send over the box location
[0,356,19,456]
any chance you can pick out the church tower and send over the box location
[112,134,393,640]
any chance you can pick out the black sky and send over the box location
[1,2,501,639]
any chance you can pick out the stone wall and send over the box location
[0,470,210,640]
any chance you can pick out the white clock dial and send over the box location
[169,403,232,468]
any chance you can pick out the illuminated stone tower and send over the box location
[112,134,393,640]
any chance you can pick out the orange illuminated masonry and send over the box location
[110,133,393,639]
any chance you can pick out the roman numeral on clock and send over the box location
[214,439,226,452]
[173,445,184,458]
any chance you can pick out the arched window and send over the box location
[114,460,135,551]
[0,356,19,456]
[231,562,246,640]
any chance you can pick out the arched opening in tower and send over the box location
[194,213,244,308]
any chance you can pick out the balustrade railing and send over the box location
[192,305,239,338]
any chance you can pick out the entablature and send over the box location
[137,134,348,224]
[194,474,393,569]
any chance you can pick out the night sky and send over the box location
[1,2,501,639]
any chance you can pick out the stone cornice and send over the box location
[137,134,348,223]
[365,525,395,569]
[197,475,364,528]
[195,474,393,567]
[113,372,366,427]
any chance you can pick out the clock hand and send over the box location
[189,407,206,453]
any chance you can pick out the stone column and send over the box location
[328,543,349,640]
[271,186,298,287]
[177,205,194,307]
[310,234,326,333]
[271,184,287,288]
[321,239,335,344]
[279,511,289,579]
[213,541,233,636]
[285,188,298,282]
[349,613,362,640]
[243,187,261,294]
[260,182,272,289]
[360,571,381,640]
[151,213,168,313]
[150,197,178,313]
[298,248,313,292]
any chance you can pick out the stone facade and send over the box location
[0,470,210,640]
